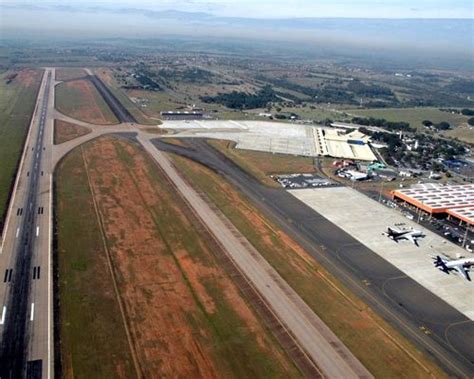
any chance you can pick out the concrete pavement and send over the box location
[0,68,55,378]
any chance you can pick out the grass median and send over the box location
[55,136,299,378]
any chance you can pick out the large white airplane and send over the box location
[383,226,425,247]
[434,255,474,281]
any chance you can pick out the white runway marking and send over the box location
[0,306,6,324]
[36,226,39,237]
[30,303,35,321]
[16,228,20,238]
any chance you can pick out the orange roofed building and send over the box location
[392,184,474,226]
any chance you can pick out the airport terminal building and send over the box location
[392,184,474,226]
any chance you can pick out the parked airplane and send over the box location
[383,226,425,246]
[433,255,474,281]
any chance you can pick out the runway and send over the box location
[138,134,372,379]
[87,75,136,124]
[152,138,474,378]
[0,69,55,378]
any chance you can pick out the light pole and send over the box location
[462,224,471,249]
[378,180,385,202]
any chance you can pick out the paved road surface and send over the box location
[0,68,55,378]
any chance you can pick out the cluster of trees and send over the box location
[346,80,395,98]
[158,68,214,84]
[445,80,474,95]
[134,73,161,91]
[422,120,451,130]
[461,109,474,116]
[255,76,357,105]
[201,85,278,109]
[351,117,414,132]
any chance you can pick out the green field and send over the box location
[444,127,474,144]
[170,150,447,379]
[348,107,469,130]
[0,69,42,233]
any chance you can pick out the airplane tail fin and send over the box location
[434,256,449,273]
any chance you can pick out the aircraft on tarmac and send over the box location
[383,225,425,246]
[433,255,474,281]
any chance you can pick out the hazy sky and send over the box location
[4,0,474,18]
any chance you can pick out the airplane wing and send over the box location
[453,265,471,281]
[405,234,418,246]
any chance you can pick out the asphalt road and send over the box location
[87,75,136,124]
[152,138,474,378]
[0,69,55,378]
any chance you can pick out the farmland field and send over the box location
[0,69,42,233]
[55,136,298,378]
[348,107,469,130]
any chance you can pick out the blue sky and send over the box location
[5,0,474,18]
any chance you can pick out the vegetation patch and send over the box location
[350,107,469,131]
[55,68,87,81]
[55,146,136,378]
[55,79,119,125]
[202,85,278,109]
[54,119,91,144]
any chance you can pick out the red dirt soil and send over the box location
[54,119,91,144]
[82,137,294,377]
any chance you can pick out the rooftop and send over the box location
[393,184,474,224]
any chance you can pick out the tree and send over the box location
[422,120,433,126]
[435,121,451,130]
[468,117,474,126]
[461,109,474,116]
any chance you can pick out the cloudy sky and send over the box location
[4,0,474,18]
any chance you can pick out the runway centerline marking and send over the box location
[30,303,35,321]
